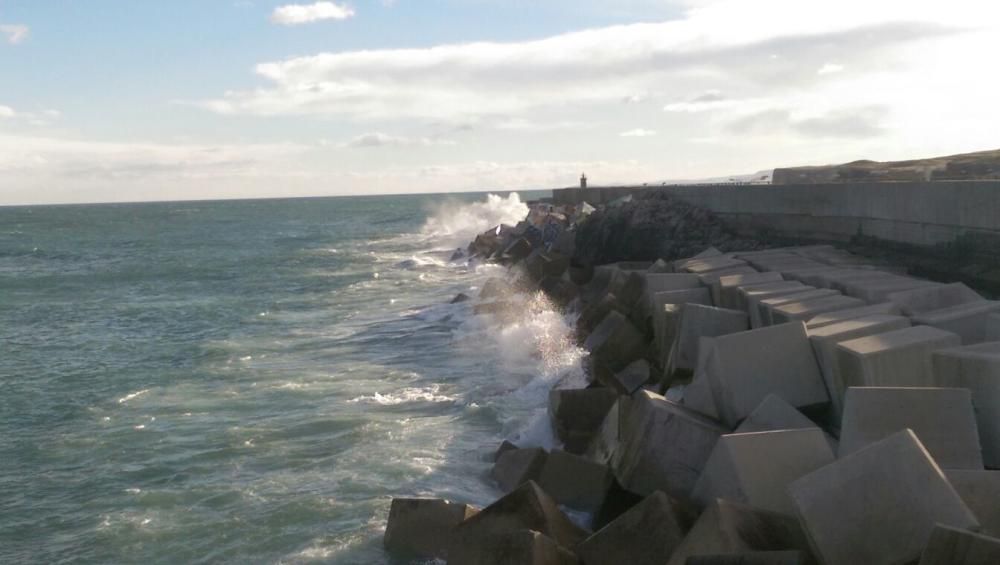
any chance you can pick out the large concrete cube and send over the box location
[665,499,814,565]
[698,267,760,293]
[576,491,686,565]
[679,256,748,275]
[691,429,835,514]
[918,524,1000,565]
[696,323,829,427]
[888,282,986,316]
[807,314,912,422]
[843,276,940,303]
[933,343,1000,467]
[757,289,838,327]
[717,272,785,310]
[769,295,866,325]
[946,470,1000,536]
[383,498,479,560]
[838,387,984,469]
[913,301,1000,345]
[598,391,729,498]
[537,450,615,512]
[836,325,962,388]
[788,429,979,565]
[736,281,807,312]
[733,394,818,434]
[549,388,618,454]
[493,447,548,492]
[804,302,901,329]
[987,313,1000,341]
[451,528,580,565]
[668,304,749,373]
[584,310,647,372]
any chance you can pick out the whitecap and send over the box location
[117,389,149,404]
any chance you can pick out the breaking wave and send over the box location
[421,193,529,247]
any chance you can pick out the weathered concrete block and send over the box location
[889,282,986,316]
[577,491,686,565]
[789,429,980,565]
[804,301,901,329]
[645,273,704,293]
[684,338,721,420]
[839,387,984,469]
[946,470,1000,536]
[717,272,785,310]
[549,388,618,455]
[493,447,548,492]
[843,276,940,304]
[918,524,1000,565]
[600,391,728,498]
[503,237,533,262]
[577,293,626,335]
[737,282,808,316]
[448,481,588,563]
[680,257,749,275]
[584,310,647,373]
[665,499,814,565]
[758,289,838,327]
[538,276,580,308]
[669,304,749,373]
[733,394,818,434]
[495,440,518,461]
[652,288,714,367]
[383,498,479,560]
[656,304,687,375]
[684,552,803,565]
[537,450,615,512]
[933,343,1000,468]
[769,295,866,325]
[673,248,725,271]
[691,429,835,514]
[913,301,1000,344]
[481,277,513,299]
[835,325,962,388]
[807,314,912,422]
[697,323,829,427]
[451,528,580,565]
[524,250,570,282]
[698,268,759,299]
[611,359,651,395]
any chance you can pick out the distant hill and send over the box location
[772,148,1000,184]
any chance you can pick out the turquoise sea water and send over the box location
[0,192,585,564]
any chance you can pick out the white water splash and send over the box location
[348,384,457,406]
[421,193,528,246]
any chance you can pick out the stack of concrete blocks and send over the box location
[838,387,985,469]
[806,314,912,423]
[684,322,830,427]
[835,325,961,388]
[645,274,711,368]
[667,304,750,375]
[672,247,724,271]
[804,302,902,329]
[756,288,843,327]
[584,310,647,373]
[769,294,867,325]
[715,272,784,310]
[933,344,1000,468]
[889,282,1000,344]
[789,430,980,565]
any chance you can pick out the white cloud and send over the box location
[0,105,15,118]
[663,90,736,113]
[620,128,657,137]
[0,104,60,125]
[817,63,845,75]
[344,132,454,148]
[270,2,355,25]
[0,24,29,45]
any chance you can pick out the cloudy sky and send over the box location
[0,0,998,204]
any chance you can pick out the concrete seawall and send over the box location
[553,181,1000,258]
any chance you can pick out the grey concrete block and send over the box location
[835,325,961,388]
[933,344,1000,468]
[691,429,835,514]
[665,499,814,565]
[789,429,980,565]
[843,277,940,304]
[537,450,615,512]
[717,272,785,310]
[669,304,750,373]
[913,301,1000,344]
[804,302,902,329]
[577,491,686,565]
[758,289,838,327]
[549,388,618,455]
[987,313,1000,341]
[493,448,548,492]
[584,310,647,372]
[685,552,803,565]
[684,339,721,420]
[384,498,479,560]
[697,323,829,427]
[680,257,749,275]
[807,314,912,422]
[449,481,588,563]
[673,247,724,271]
[611,359,651,395]
[839,387,984,469]
[888,282,986,316]
[734,394,818,434]
[769,295,866,325]
[735,281,807,312]
[946,470,1000,537]
[698,268,759,299]
[918,524,1000,565]
[451,528,580,565]
[656,304,687,374]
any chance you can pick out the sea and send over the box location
[0,192,588,564]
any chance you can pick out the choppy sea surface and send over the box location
[0,192,586,564]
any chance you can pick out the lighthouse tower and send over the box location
[580,173,588,188]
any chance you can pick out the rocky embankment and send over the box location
[382,194,1000,564]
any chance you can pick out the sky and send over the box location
[0,0,998,205]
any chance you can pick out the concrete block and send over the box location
[577,293,626,335]
[717,272,785,310]
[769,295,866,325]
[691,429,835,514]
[737,281,808,315]
[684,339,721,420]
[603,391,728,498]
[843,277,940,304]
[758,289,838,327]
[493,448,548,492]
[919,524,1000,565]
[933,343,1000,467]
[673,248,725,271]
[655,303,686,373]
[807,314,912,421]
[698,268,760,300]
[383,498,479,560]
[913,301,1000,344]
[698,323,829,427]
[577,491,686,565]
[839,387,984,469]
[804,302,901,329]
[889,282,986,316]
[789,429,980,565]
[537,450,615,512]
[733,394,818,434]
[946,470,1000,536]
[669,304,750,373]
[611,359,651,395]
[549,388,618,455]
[665,499,814,565]
[449,481,588,563]
[584,310,647,373]
[649,258,672,273]
[835,325,962,388]
[987,313,1000,341]
[680,257,750,275]
[451,528,580,565]
[652,288,714,365]
[685,552,804,565]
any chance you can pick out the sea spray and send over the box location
[421,193,529,247]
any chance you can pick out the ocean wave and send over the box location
[420,193,528,247]
[348,385,457,406]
